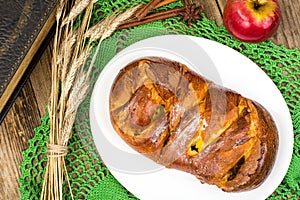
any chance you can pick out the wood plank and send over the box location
[0,40,53,199]
[200,0,224,26]
[0,83,41,199]
[273,0,300,48]
[29,40,53,116]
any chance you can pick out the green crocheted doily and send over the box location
[19,0,300,199]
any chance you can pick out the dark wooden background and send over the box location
[1,0,299,199]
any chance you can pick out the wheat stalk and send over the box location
[40,1,141,199]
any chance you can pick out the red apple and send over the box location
[223,0,280,43]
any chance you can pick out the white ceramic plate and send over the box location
[89,35,294,200]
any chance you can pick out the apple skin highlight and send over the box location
[223,0,280,43]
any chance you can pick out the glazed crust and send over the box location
[109,57,278,192]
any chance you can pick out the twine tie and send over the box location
[47,143,68,158]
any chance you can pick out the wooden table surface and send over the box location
[1,0,299,199]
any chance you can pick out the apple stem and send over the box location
[254,0,260,9]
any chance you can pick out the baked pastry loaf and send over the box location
[109,57,278,192]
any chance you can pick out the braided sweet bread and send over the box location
[109,57,278,192]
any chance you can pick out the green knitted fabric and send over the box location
[19,0,300,199]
